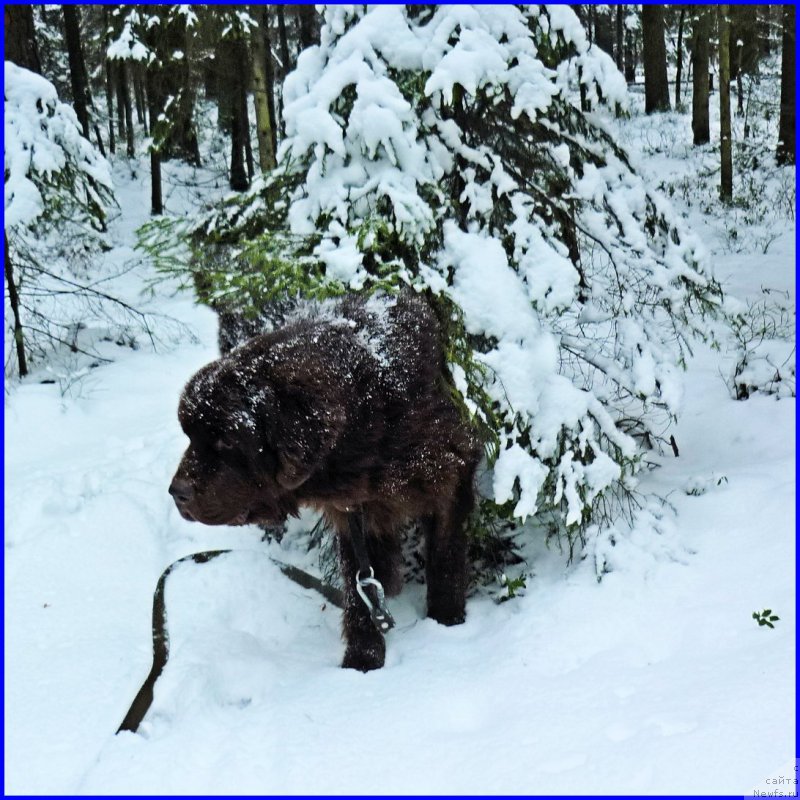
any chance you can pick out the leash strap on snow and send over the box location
[117,549,343,735]
[349,511,395,634]
[117,549,230,735]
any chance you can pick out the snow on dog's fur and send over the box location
[170,292,480,670]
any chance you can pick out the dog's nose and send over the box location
[169,478,194,505]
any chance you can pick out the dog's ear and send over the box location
[274,381,344,490]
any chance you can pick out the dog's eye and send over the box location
[214,438,235,452]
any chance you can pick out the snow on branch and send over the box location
[145,5,726,546]
[4,61,112,230]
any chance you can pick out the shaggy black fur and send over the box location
[170,292,480,670]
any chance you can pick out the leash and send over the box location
[348,511,396,634]
[118,520,395,735]
[117,549,343,734]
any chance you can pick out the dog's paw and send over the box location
[342,644,385,672]
[427,608,466,627]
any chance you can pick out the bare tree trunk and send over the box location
[146,70,163,214]
[214,40,233,133]
[736,41,744,116]
[105,65,116,155]
[692,7,711,145]
[5,5,41,73]
[642,5,670,113]
[277,6,291,74]
[593,6,615,58]
[277,5,290,140]
[141,71,150,137]
[149,149,163,214]
[175,21,201,166]
[242,89,255,182]
[760,5,772,55]
[675,8,686,108]
[62,5,90,138]
[5,234,28,378]
[115,61,128,141]
[263,18,278,154]
[624,22,636,83]
[109,63,133,155]
[63,5,106,157]
[250,6,277,172]
[615,6,624,72]
[92,121,106,158]
[296,5,319,51]
[230,110,249,191]
[719,5,733,202]
[103,8,116,155]
[121,61,135,157]
[228,38,250,191]
[777,4,795,165]
[133,65,147,127]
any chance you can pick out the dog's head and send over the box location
[169,342,342,527]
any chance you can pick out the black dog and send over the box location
[169,293,480,670]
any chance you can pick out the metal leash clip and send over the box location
[355,568,396,633]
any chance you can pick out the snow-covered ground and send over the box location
[5,96,795,794]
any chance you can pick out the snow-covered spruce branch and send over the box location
[4,62,188,380]
[139,5,728,550]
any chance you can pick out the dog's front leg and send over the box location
[424,466,475,626]
[423,511,468,626]
[337,518,386,672]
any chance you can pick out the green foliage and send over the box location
[498,573,527,602]
[752,609,780,629]
[136,5,727,567]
